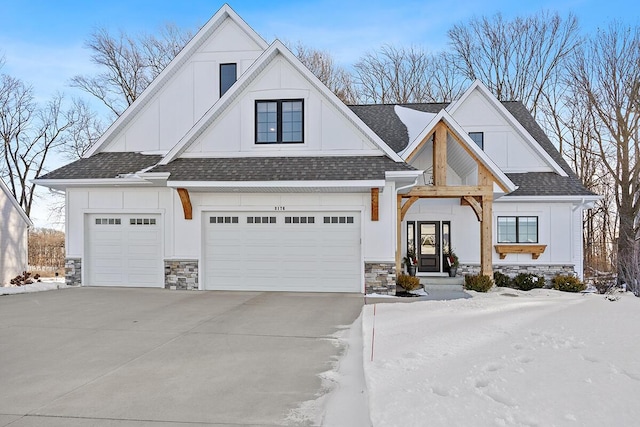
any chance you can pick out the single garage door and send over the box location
[86,214,163,287]
[204,211,361,292]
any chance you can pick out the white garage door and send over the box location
[204,211,361,292]
[86,214,163,287]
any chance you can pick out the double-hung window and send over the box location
[255,99,303,144]
[497,216,538,243]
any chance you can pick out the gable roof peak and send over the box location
[0,178,33,227]
[161,38,404,164]
[84,4,268,158]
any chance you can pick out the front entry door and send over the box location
[418,221,440,272]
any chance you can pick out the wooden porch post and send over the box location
[480,194,493,277]
[433,122,448,186]
[396,194,402,276]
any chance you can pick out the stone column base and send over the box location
[164,260,199,290]
[365,262,396,295]
[65,258,82,286]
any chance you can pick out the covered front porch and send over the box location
[394,114,516,282]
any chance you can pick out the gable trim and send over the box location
[84,4,269,158]
[400,110,516,194]
[0,178,34,227]
[160,40,404,165]
[447,80,567,177]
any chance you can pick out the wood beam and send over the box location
[478,164,493,187]
[480,194,493,277]
[400,196,419,221]
[433,122,448,186]
[371,188,379,221]
[494,244,547,260]
[404,185,493,198]
[176,188,193,220]
[461,196,482,221]
[406,130,435,162]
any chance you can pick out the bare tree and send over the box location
[28,228,65,275]
[290,42,357,104]
[568,22,640,294]
[353,45,435,104]
[429,52,467,102]
[0,74,86,217]
[71,24,193,117]
[141,23,194,79]
[66,99,104,159]
[448,11,580,118]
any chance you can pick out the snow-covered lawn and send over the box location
[360,288,640,427]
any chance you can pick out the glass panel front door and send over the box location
[418,221,440,272]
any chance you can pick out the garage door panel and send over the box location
[205,211,360,292]
[87,214,162,287]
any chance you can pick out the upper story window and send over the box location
[469,132,484,149]
[255,99,304,144]
[220,63,237,96]
[497,216,538,243]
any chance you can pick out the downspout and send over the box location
[396,177,419,194]
[395,177,419,277]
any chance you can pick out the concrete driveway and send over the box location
[0,288,364,426]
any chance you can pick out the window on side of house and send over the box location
[220,63,237,96]
[255,99,303,144]
[469,132,484,149]
[497,216,538,243]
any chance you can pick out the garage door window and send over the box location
[285,216,315,224]
[95,218,121,225]
[323,216,354,224]
[247,216,276,224]
[210,216,239,224]
[130,218,157,225]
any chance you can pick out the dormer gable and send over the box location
[447,80,566,176]
[161,40,403,163]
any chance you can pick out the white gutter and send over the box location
[572,197,598,212]
[166,179,386,189]
[396,177,419,194]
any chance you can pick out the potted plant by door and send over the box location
[446,250,459,277]
[403,249,418,276]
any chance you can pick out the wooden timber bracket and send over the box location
[176,188,193,220]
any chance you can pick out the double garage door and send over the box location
[85,211,362,292]
[204,211,361,292]
[86,214,163,287]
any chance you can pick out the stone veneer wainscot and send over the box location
[65,258,82,286]
[459,264,576,285]
[365,262,396,295]
[165,260,199,290]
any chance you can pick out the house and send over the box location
[35,5,598,294]
[0,178,33,286]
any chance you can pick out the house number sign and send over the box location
[274,206,286,211]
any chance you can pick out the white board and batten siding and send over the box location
[85,214,163,287]
[204,211,361,292]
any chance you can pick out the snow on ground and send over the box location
[360,288,640,427]
[0,278,67,295]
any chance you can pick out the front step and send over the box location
[419,276,464,292]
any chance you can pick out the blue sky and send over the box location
[0,0,638,228]
[1,0,638,103]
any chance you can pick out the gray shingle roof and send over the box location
[151,156,415,181]
[506,173,595,196]
[349,101,596,197]
[39,152,163,180]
